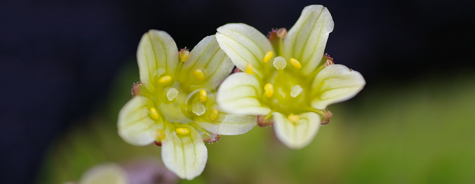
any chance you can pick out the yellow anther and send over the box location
[276,28,287,38]
[176,127,190,135]
[264,83,274,98]
[158,75,172,84]
[148,107,160,120]
[245,63,253,75]
[263,51,274,63]
[289,58,302,69]
[199,89,207,102]
[288,113,300,123]
[155,129,166,140]
[179,49,190,62]
[210,108,219,120]
[192,69,205,81]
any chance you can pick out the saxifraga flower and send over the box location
[216,5,366,149]
[118,30,256,179]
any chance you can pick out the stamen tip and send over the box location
[210,108,219,120]
[276,28,287,38]
[158,75,172,84]
[288,113,300,123]
[199,89,207,102]
[176,127,190,135]
[289,58,302,69]
[245,63,254,75]
[179,49,190,62]
[263,51,274,63]
[192,69,205,81]
[264,83,274,98]
[148,107,160,120]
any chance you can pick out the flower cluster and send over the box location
[118,4,365,180]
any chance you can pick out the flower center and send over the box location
[143,79,218,124]
[260,53,311,114]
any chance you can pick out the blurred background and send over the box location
[1,0,474,183]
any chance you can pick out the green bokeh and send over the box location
[36,61,475,184]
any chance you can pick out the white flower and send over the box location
[78,163,127,184]
[118,30,256,179]
[216,5,365,149]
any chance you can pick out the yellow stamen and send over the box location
[264,83,274,97]
[192,69,205,81]
[289,58,302,69]
[176,127,190,135]
[210,108,219,120]
[245,63,253,75]
[158,75,172,84]
[263,51,274,63]
[276,28,287,38]
[288,113,300,123]
[179,50,190,62]
[199,89,207,102]
[155,129,166,140]
[148,107,160,120]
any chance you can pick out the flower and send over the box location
[216,5,365,149]
[76,163,127,184]
[118,30,256,180]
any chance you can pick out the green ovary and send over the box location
[261,70,313,115]
[143,81,217,124]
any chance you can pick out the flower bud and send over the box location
[323,54,334,67]
[321,110,333,125]
[233,67,240,73]
[276,28,287,38]
[203,133,220,143]
[131,82,142,96]
[154,141,162,146]
[257,115,274,127]
[178,48,190,62]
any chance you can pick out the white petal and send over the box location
[216,23,274,76]
[311,64,366,109]
[179,35,234,88]
[283,5,334,75]
[137,30,179,87]
[217,72,271,115]
[118,96,160,146]
[196,114,256,135]
[80,163,127,184]
[273,112,321,149]
[162,125,207,180]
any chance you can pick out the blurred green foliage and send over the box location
[36,62,475,184]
